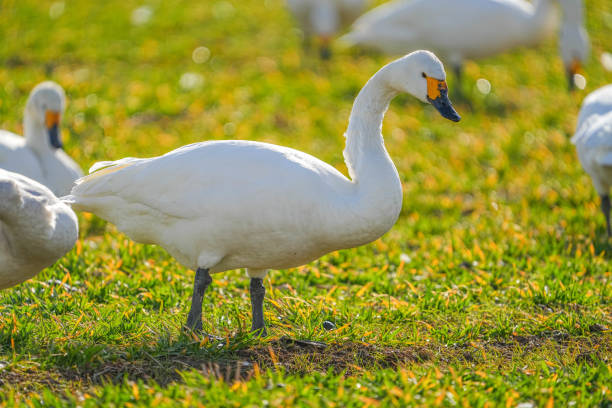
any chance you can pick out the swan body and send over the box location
[0,82,83,197]
[572,85,612,236]
[342,0,588,88]
[70,141,403,273]
[65,51,460,335]
[0,169,78,289]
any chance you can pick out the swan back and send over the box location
[342,0,563,64]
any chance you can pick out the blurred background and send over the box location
[0,1,611,402]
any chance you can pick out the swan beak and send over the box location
[45,111,63,149]
[567,59,582,91]
[426,77,461,122]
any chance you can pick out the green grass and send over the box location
[1,0,612,406]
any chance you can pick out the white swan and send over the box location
[341,0,589,89]
[64,51,460,336]
[572,84,612,237]
[287,0,367,58]
[0,169,78,289]
[0,81,83,197]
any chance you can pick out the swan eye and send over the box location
[421,72,427,78]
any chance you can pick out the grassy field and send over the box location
[1,0,612,406]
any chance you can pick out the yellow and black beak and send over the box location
[45,111,62,149]
[426,76,460,122]
[567,58,582,91]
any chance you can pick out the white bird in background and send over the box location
[558,0,590,90]
[287,0,368,58]
[0,169,78,289]
[0,81,83,196]
[572,84,612,237]
[341,0,589,90]
[64,50,460,337]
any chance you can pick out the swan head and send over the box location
[558,0,589,90]
[25,81,66,149]
[386,51,460,122]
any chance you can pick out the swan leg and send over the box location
[185,267,212,332]
[320,44,332,60]
[453,64,464,99]
[250,278,267,336]
[601,195,611,238]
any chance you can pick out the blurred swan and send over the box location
[341,0,589,90]
[572,84,612,237]
[64,50,460,337]
[0,169,78,289]
[0,81,83,196]
[287,0,368,58]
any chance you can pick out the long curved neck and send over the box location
[24,107,53,154]
[344,71,397,182]
[559,0,583,24]
[333,67,402,247]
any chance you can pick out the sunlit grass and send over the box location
[0,0,611,406]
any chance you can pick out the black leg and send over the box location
[454,64,462,85]
[320,45,332,60]
[601,195,611,238]
[185,268,212,332]
[453,64,464,100]
[567,69,575,91]
[250,278,267,336]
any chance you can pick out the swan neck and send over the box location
[344,72,397,180]
[329,69,402,248]
[558,0,583,24]
[24,109,52,153]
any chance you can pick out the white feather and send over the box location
[0,169,78,289]
[341,0,587,75]
[573,85,612,195]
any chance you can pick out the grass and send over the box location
[0,0,611,406]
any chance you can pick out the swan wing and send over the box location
[70,140,352,220]
[0,131,46,183]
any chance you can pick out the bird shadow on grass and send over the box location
[0,336,430,395]
[0,328,609,397]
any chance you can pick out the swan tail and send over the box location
[75,157,145,187]
[88,157,144,173]
[338,31,364,47]
[60,195,76,206]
